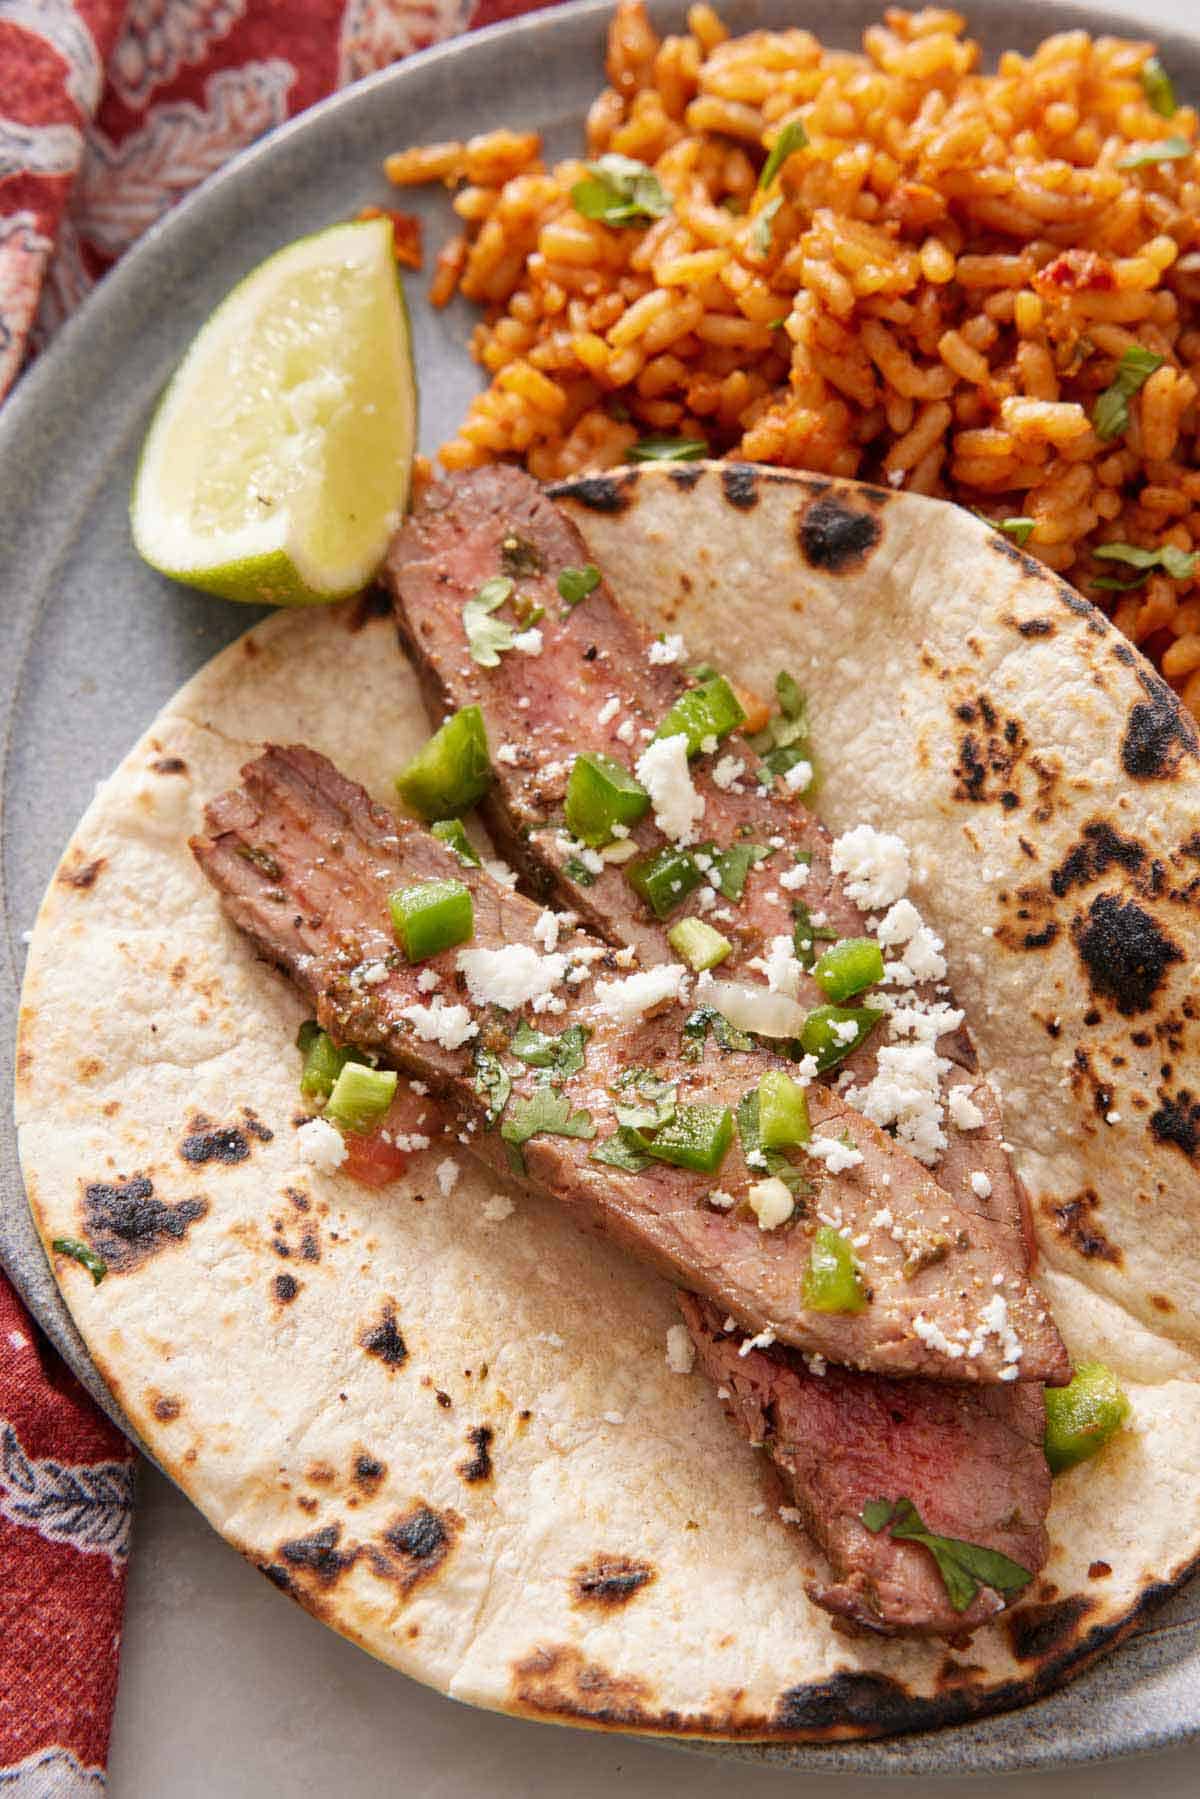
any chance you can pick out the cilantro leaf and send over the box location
[464,575,515,667]
[626,435,708,463]
[612,1066,677,1130]
[750,193,782,256]
[860,1496,1033,1613]
[501,1087,595,1171]
[792,899,838,969]
[1094,540,1198,581]
[706,841,771,902]
[52,1237,107,1285]
[591,1127,654,1173]
[682,1003,755,1060]
[760,119,808,189]
[1141,56,1176,118]
[558,564,601,606]
[511,1020,590,1079]
[563,855,597,887]
[1092,345,1165,440]
[571,155,672,227]
[1118,135,1191,168]
[473,1046,511,1125]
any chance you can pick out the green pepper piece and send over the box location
[51,1237,107,1285]
[389,879,474,962]
[324,1062,397,1135]
[626,845,702,918]
[812,937,885,1002]
[564,752,650,846]
[644,1103,733,1174]
[1043,1362,1130,1474]
[757,1070,811,1149]
[800,1004,884,1073]
[803,1224,867,1314]
[430,817,482,866]
[394,705,492,820]
[297,1022,356,1100]
[668,917,732,972]
[653,676,746,757]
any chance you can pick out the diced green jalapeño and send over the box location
[644,1104,733,1174]
[757,1070,811,1148]
[812,937,885,1002]
[626,845,703,918]
[653,676,746,756]
[803,1224,867,1314]
[430,817,482,866]
[800,1004,884,1072]
[1044,1362,1130,1474]
[389,879,474,962]
[324,1062,397,1134]
[564,752,649,846]
[395,705,492,820]
[667,917,732,971]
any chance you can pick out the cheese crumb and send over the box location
[712,754,745,791]
[483,857,519,888]
[436,1158,460,1197]
[948,1087,985,1131]
[597,695,621,726]
[593,962,690,1025]
[532,909,560,953]
[738,1328,777,1357]
[512,627,543,655]
[747,1177,795,1230]
[830,824,911,909]
[616,718,636,744]
[970,1171,993,1199]
[914,1312,965,1358]
[481,1193,515,1222]
[648,634,685,665]
[783,759,813,792]
[778,862,808,891]
[495,743,520,766]
[457,943,567,1012]
[399,997,479,1051]
[635,733,705,845]
[296,1118,347,1172]
[416,968,441,993]
[748,933,804,998]
[846,1042,948,1166]
[666,1324,696,1374]
[805,1135,865,1174]
[708,1188,737,1210]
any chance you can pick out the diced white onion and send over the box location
[703,979,807,1039]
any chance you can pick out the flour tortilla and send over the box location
[15,469,1200,1741]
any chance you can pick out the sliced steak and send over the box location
[193,745,1067,1384]
[680,1293,1049,1637]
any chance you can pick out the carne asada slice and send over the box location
[680,1293,1048,1637]
[194,745,1067,1383]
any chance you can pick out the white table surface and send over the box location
[105,0,1200,1789]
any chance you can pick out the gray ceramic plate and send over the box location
[3,0,1199,1774]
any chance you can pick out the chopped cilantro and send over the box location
[501,1087,595,1172]
[558,564,601,607]
[1118,135,1191,169]
[682,1003,755,1060]
[759,119,808,189]
[861,1498,1032,1614]
[571,155,672,227]
[626,435,708,463]
[463,575,515,667]
[473,1046,511,1125]
[1092,345,1165,440]
[511,1020,589,1079]
[563,855,598,886]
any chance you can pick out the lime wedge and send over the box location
[131,218,416,605]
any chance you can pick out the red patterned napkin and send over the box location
[0,0,553,1783]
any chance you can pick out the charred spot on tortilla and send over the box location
[353,1455,386,1497]
[721,464,760,510]
[775,1670,934,1738]
[360,1301,407,1368]
[572,1555,656,1609]
[1005,1594,1094,1664]
[57,856,105,890]
[1121,670,1199,781]
[511,1646,664,1730]
[150,1393,182,1422]
[1015,618,1056,638]
[1150,1089,1200,1159]
[179,1118,252,1165]
[150,756,188,775]
[669,464,704,490]
[1055,584,1107,633]
[549,473,630,513]
[241,1108,273,1142]
[1089,1561,1113,1580]
[1072,893,1183,1015]
[1051,822,1145,898]
[273,1272,300,1304]
[1048,1189,1122,1264]
[278,1523,359,1586]
[797,495,881,572]
[458,1424,494,1484]
[261,1562,294,1593]
[81,1175,207,1272]
[385,1504,450,1562]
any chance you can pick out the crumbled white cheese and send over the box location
[1106,1109,1121,1125]
[831,1019,860,1045]
[875,898,923,947]
[948,1087,985,1131]
[749,933,804,999]
[512,627,543,655]
[392,1132,431,1153]
[748,1177,795,1230]
[399,996,479,1051]
[635,733,704,845]
[805,1135,865,1174]
[593,962,690,1025]
[783,759,813,792]
[846,1042,948,1166]
[495,744,520,766]
[597,695,621,726]
[779,1505,804,1524]
[409,1081,429,1096]
[970,1292,1022,1367]
[532,909,560,953]
[416,968,441,994]
[830,825,910,909]
[616,718,636,744]
[436,1158,460,1197]
[481,1193,516,1222]
[970,1171,993,1199]
[483,857,519,888]
[914,1313,965,1359]
[296,1118,347,1172]
[778,862,808,891]
[708,1189,737,1210]
[738,1327,777,1358]
[648,633,685,665]
[457,943,567,1013]
[712,754,745,791]
[354,960,389,987]
[666,1324,696,1374]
